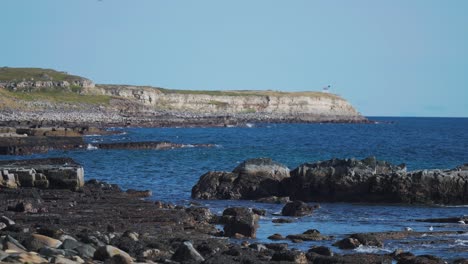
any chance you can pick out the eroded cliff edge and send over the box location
[0,67,368,127]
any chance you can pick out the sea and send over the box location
[4,117,468,260]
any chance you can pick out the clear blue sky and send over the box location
[1,0,467,117]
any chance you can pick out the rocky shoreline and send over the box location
[0,125,215,155]
[0,109,372,129]
[1,158,466,263]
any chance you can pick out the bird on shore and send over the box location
[429,226,434,231]
[404,227,413,232]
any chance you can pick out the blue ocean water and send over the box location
[3,117,468,260]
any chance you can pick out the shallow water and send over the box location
[2,117,468,260]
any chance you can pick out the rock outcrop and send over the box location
[221,207,259,238]
[0,158,84,190]
[192,158,290,200]
[192,157,468,205]
[284,157,468,204]
[0,136,85,155]
[95,141,214,150]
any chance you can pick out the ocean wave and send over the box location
[354,245,391,254]
[87,144,98,150]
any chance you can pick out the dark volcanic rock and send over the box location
[333,233,383,249]
[307,253,393,264]
[172,241,205,262]
[96,141,213,150]
[282,157,468,204]
[268,234,285,240]
[271,250,307,263]
[192,171,239,199]
[286,229,330,241]
[125,189,152,198]
[281,200,317,216]
[415,216,468,223]
[397,254,446,264]
[256,196,290,204]
[222,207,259,238]
[333,237,362,249]
[0,136,84,155]
[308,245,333,256]
[272,218,294,224]
[192,158,290,200]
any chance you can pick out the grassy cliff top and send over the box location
[0,67,87,82]
[158,87,339,98]
[98,85,341,99]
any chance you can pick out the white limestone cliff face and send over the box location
[86,85,363,119]
[1,79,95,90]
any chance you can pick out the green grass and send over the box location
[0,67,85,82]
[157,87,340,99]
[0,88,110,105]
[208,100,229,107]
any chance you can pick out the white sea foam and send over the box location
[87,144,98,150]
[354,245,391,254]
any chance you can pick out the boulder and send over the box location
[271,250,308,263]
[23,234,62,251]
[397,254,446,264]
[93,245,132,263]
[308,246,333,256]
[222,207,259,238]
[10,252,48,264]
[286,229,330,241]
[268,233,285,240]
[333,233,383,249]
[350,233,384,247]
[0,158,85,191]
[256,196,290,204]
[272,218,294,224]
[171,241,205,262]
[185,207,214,223]
[192,158,290,200]
[281,200,317,216]
[265,243,288,251]
[333,237,361,249]
[192,172,239,199]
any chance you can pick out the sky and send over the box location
[1,0,467,117]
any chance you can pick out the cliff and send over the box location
[0,67,367,127]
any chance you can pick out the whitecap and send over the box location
[87,144,98,150]
[354,245,391,254]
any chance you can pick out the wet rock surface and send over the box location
[281,200,318,216]
[193,157,468,205]
[221,207,259,238]
[192,158,290,200]
[0,157,465,263]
